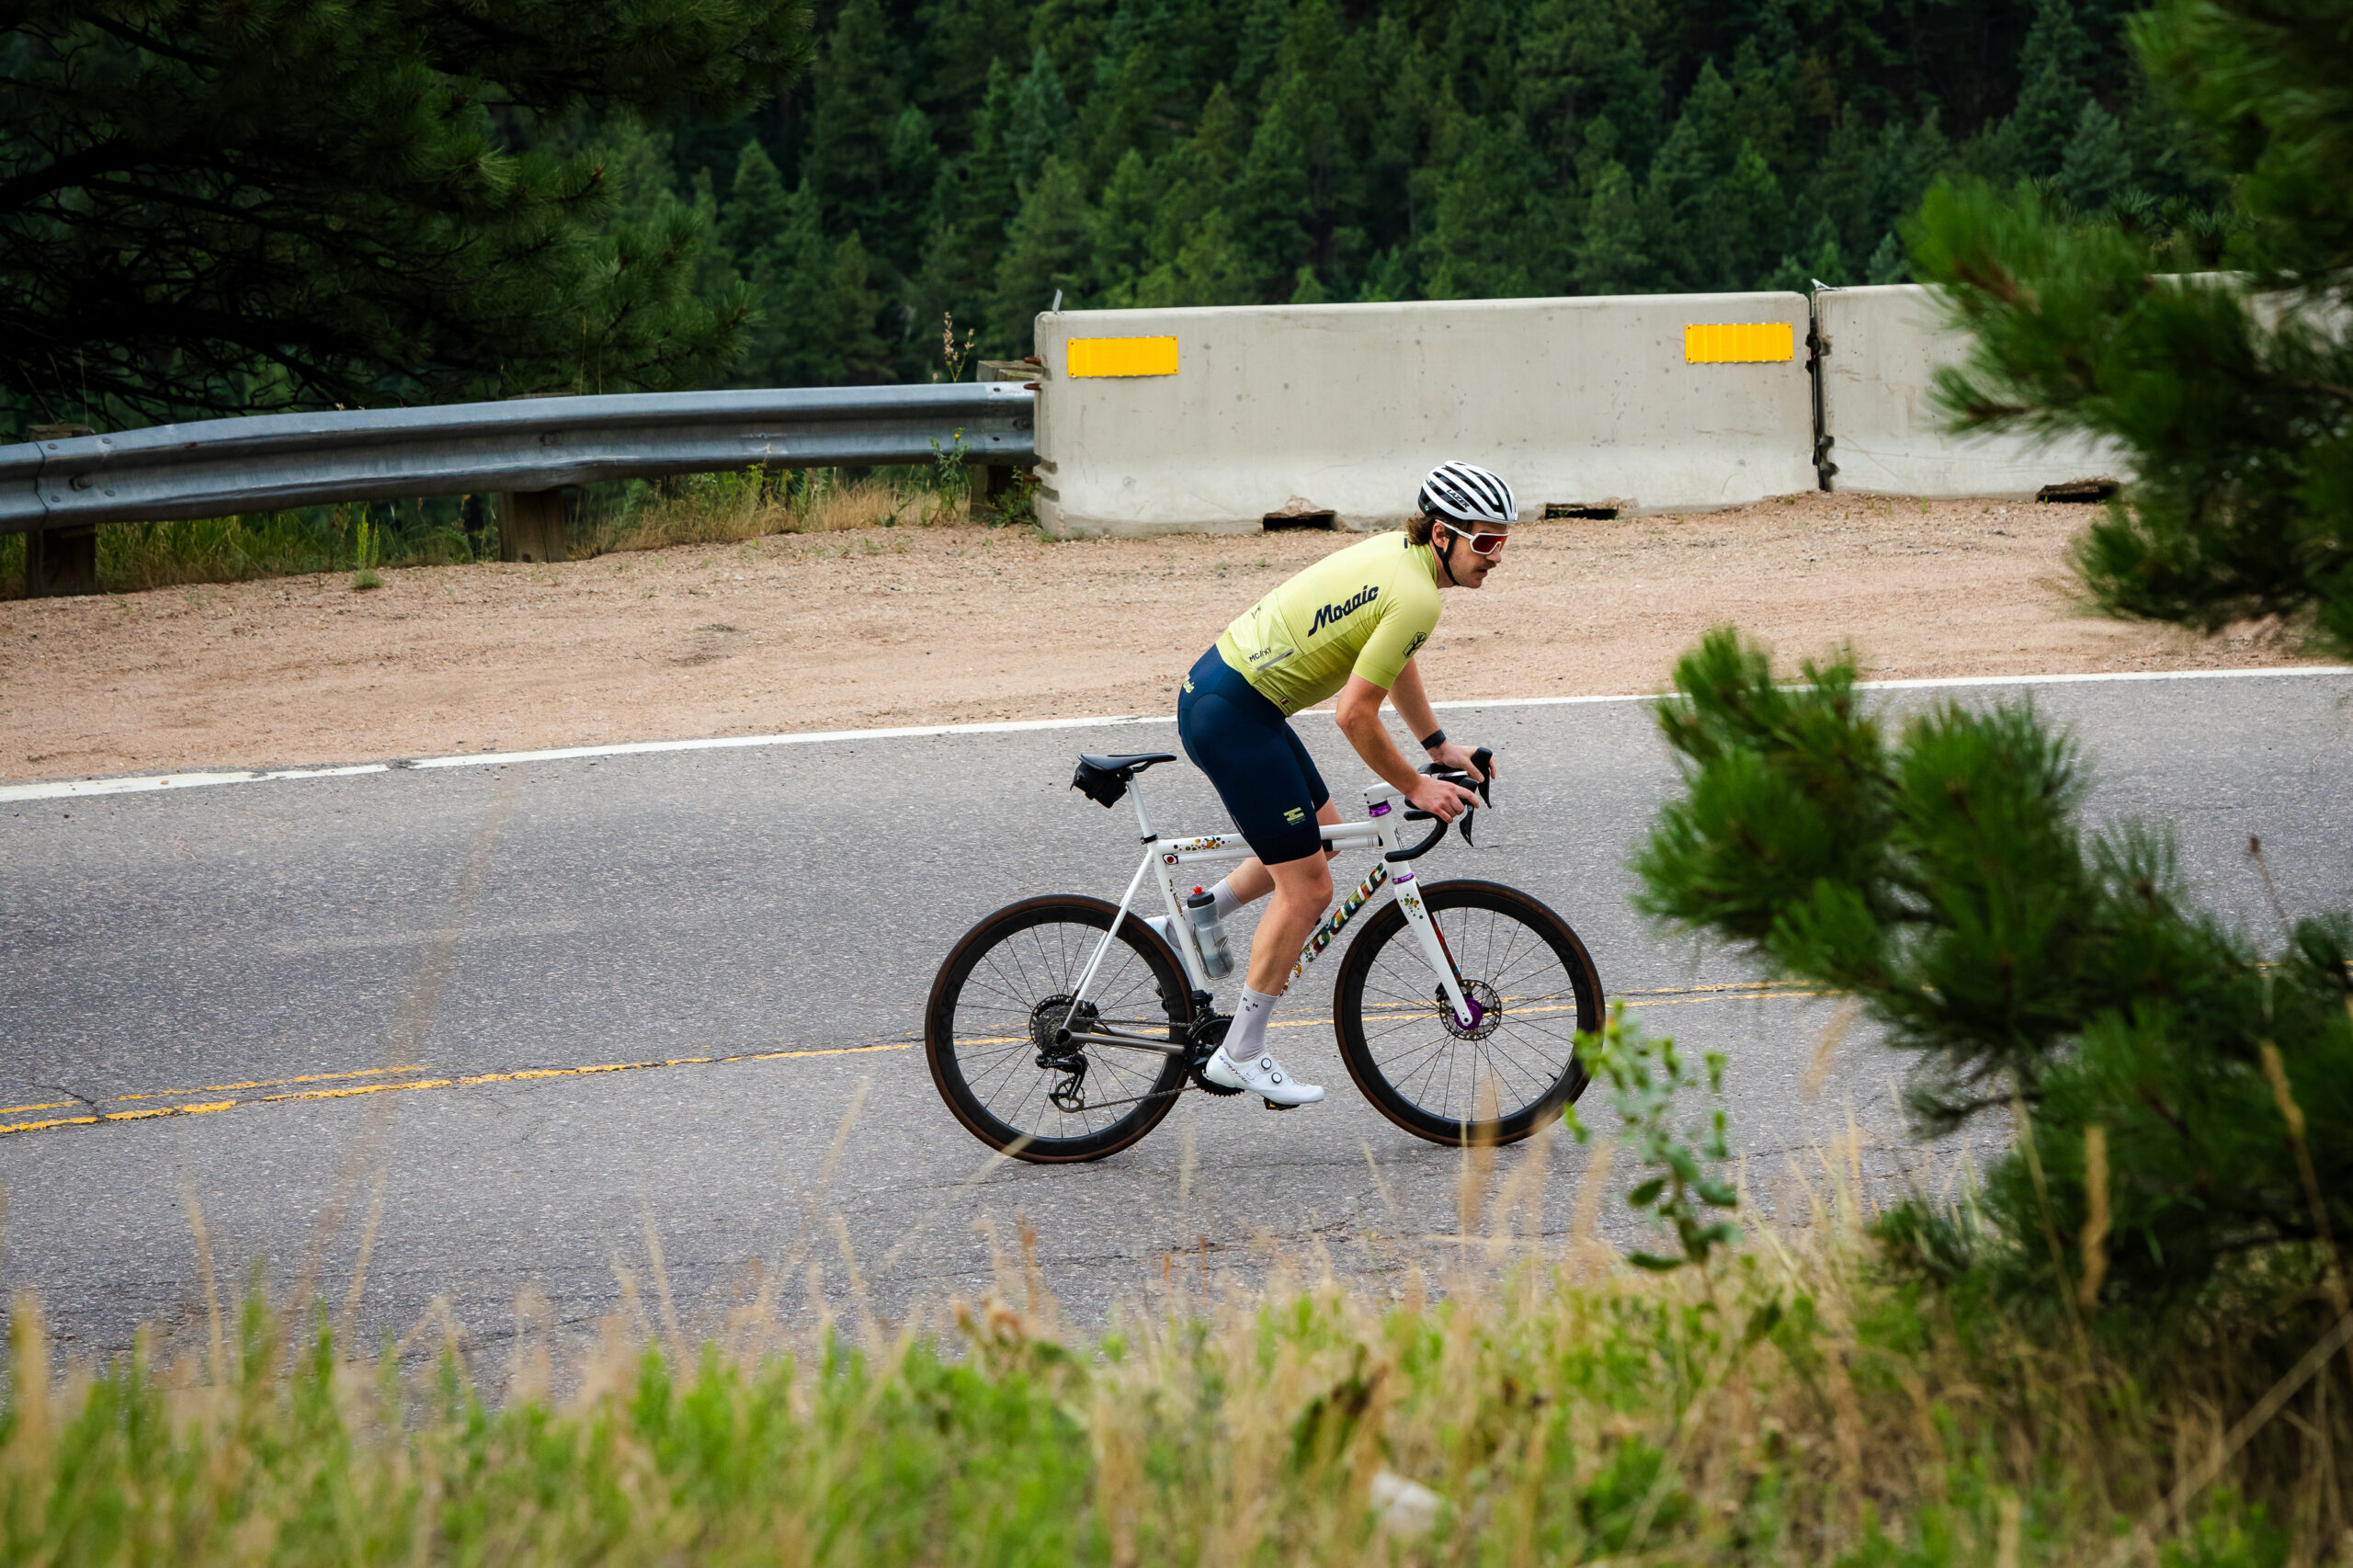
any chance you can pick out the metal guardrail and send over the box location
[0,382,1036,534]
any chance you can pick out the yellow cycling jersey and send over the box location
[1214,531,1441,716]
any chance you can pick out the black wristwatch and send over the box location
[1420,728,1447,753]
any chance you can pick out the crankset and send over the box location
[1186,1011,1244,1096]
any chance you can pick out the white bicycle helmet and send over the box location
[1417,460,1518,527]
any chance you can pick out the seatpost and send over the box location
[1129,775,1158,842]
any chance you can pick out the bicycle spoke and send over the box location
[1341,891,1596,1131]
[936,905,1190,1158]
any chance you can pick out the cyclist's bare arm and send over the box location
[1386,661,1490,782]
[1333,669,1480,821]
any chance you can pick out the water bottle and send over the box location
[1185,887,1233,978]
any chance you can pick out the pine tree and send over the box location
[1756,210,1846,291]
[2001,0,2096,179]
[1147,208,1261,305]
[1864,230,1908,283]
[1419,116,1559,300]
[990,156,1095,346]
[1911,0,2353,653]
[722,141,798,262]
[1006,47,1074,190]
[914,0,1029,153]
[1088,148,1163,304]
[1232,84,1319,292]
[1574,158,1650,295]
[2,0,810,419]
[1641,60,1739,290]
[742,179,889,386]
[2058,101,2132,212]
[1633,630,2353,1319]
[803,0,909,239]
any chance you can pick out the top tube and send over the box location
[1160,817,1385,865]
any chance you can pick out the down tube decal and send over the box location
[1287,864,1390,988]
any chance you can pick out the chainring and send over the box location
[1186,1012,1245,1095]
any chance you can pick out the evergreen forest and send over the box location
[613,0,2223,389]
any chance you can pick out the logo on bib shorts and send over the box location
[1283,806,1306,824]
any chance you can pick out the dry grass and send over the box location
[0,468,995,600]
[581,471,970,555]
[4,1147,2345,1567]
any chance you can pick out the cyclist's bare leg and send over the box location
[1242,836,1336,997]
[1219,801,1342,918]
[1199,838,1334,1102]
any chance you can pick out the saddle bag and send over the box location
[1071,757,1131,808]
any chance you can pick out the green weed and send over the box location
[1,1167,2342,1568]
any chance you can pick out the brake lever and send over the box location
[1462,746,1495,845]
[1417,746,1496,848]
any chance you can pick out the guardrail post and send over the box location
[974,360,1042,514]
[499,489,568,563]
[22,424,100,596]
[26,521,99,597]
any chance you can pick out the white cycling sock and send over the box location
[1210,879,1253,923]
[1224,984,1279,1062]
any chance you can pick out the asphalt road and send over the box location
[5,671,2349,1368]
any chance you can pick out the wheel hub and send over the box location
[1438,978,1503,1040]
[1030,994,1095,1111]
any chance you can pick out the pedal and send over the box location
[1262,1097,1294,1111]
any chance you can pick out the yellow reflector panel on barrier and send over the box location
[1066,335,1180,378]
[1683,323,1794,363]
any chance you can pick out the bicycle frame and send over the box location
[1059,770,1480,1052]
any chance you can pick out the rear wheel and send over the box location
[926,895,1194,1163]
[1333,879,1600,1146]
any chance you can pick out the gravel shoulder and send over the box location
[0,492,2321,782]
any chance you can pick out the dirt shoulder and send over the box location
[0,492,2324,783]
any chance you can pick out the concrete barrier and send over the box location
[1031,292,1817,536]
[1814,284,2125,498]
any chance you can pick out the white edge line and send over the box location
[0,763,390,803]
[6,665,2347,806]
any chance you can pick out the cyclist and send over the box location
[1176,460,1513,1108]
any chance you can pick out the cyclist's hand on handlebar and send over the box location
[1428,741,1490,782]
[1406,776,1482,822]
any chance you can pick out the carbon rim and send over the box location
[1340,883,1596,1139]
[933,902,1188,1156]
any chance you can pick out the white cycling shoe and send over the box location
[1207,1045,1325,1108]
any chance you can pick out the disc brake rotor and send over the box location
[1437,978,1504,1041]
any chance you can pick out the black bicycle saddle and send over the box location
[1077,752,1177,774]
[1071,751,1178,807]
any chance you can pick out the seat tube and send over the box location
[1129,776,1157,841]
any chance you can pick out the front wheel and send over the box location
[1333,879,1601,1146]
[926,895,1195,1163]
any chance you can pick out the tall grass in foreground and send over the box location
[4,1187,2343,1567]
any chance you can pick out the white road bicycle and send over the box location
[925,747,1603,1163]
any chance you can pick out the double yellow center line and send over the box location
[0,980,1824,1142]
[0,1041,915,1138]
